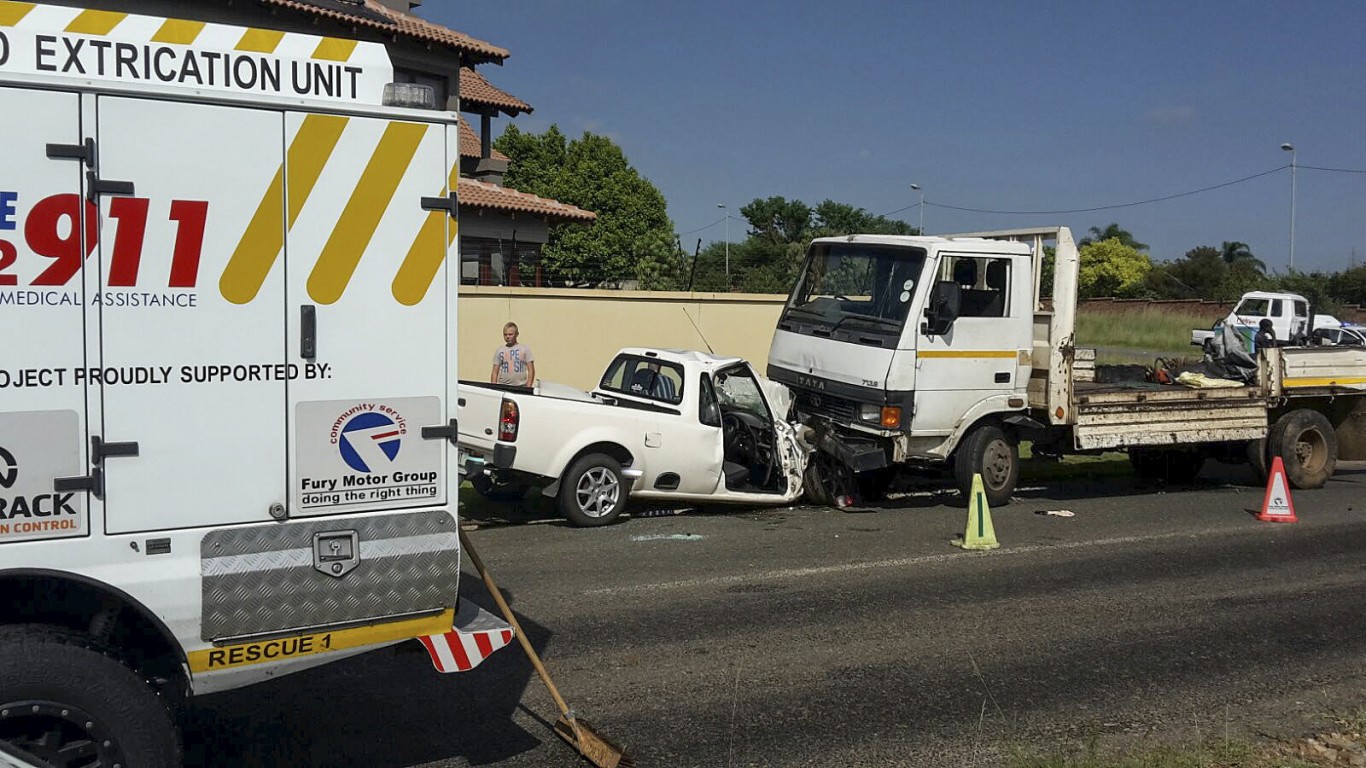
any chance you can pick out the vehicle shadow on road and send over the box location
[180,575,556,767]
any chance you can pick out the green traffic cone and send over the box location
[954,473,999,550]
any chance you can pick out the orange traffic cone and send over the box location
[1257,456,1298,523]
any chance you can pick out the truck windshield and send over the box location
[778,242,927,346]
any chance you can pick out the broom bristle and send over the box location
[554,715,632,768]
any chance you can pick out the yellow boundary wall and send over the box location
[459,286,787,390]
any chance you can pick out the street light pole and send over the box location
[716,203,729,280]
[1281,143,1297,271]
[910,184,924,234]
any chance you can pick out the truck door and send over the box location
[0,87,92,544]
[912,254,1032,436]
[283,115,453,517]
[93,97,288,533]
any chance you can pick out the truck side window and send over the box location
[949,257,1009,318]
[1294,301,1308,318]
[698,375,722,427]
[1271,299,1283,317]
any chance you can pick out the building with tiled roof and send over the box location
[43,0,595,287]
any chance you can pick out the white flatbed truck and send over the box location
[768,227,1366,505]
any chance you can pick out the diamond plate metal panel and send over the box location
[201,510,459,641]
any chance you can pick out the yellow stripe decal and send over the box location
[1282,376,1366,388]
[393,165,460,306]
[187,609,453,673]
[308,121,429,305]
[151,18,206,45]
[312,37,358,62]
[918,350,1019,359]
[285,115,349,226]
[0,2,36,26]
[65,9,126,35]
[220,115,348,305]
[236,27,285,53]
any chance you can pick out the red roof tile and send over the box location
[459,179,596,223]
[259,0,509,62]
[459,68,532,116]
[458,116,509,161]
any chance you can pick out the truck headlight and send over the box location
[859,404,901,428]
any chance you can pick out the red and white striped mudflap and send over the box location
[417,599,515,673]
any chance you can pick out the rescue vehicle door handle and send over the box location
[86,170,135,200]
[421,419,459,445]
[300,305,317,360]
[46,139,95,165]
[91,435,139,464]
[421,192,458,218]
[54,469,103,498]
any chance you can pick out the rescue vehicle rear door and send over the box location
[283,114,455,518]
[93,96,289,534]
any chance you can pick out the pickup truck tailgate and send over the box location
[456,381,505,454]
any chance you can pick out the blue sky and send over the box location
[428,0,1366,273]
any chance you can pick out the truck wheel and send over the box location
[1128,447,1205,484]
[954,424,1019,508]
[558,454,628,527]
[0,625,180,768]
[1268,409,1337,489]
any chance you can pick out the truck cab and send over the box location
[767,234,1037,504]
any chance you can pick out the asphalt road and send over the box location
[183,461,1366,767]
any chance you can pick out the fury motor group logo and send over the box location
[338,411,403,473]
[297,397,441,515]
[0,446,16,489]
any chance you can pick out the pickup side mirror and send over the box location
[922,280,961,336]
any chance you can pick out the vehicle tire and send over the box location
[0,625,180,768]
[1128,447,1205,484]
[1267,409,1337,489]
[954,423,1019,508]
[801,452,854,507]
[558,453,628,527]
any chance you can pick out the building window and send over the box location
[461,237,543,286]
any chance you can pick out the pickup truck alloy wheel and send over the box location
[1269,409,1337,489]
[559,454,628,527]
[0,626,180,768]
[954,424,1019,508]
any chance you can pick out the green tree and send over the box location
[1219,240,1265,273]
[1164,246,1226,298]
[1077,238,1152,298]
[494,125,677,288]
[1080,222,1147,251]
[811,200,916,237]
[1328,265,1366,305]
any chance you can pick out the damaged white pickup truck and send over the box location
[457,348,809,526]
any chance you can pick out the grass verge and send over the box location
[1075,306,1214,359]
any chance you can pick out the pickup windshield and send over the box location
[778,242,927,346]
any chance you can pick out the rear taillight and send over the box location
[498,399,519,442]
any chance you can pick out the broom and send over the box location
[458,529,634,767]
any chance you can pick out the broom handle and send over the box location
[459,528,574,718]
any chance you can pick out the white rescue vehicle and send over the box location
[0,4,509,765]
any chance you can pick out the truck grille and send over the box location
[793,388,858,422]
